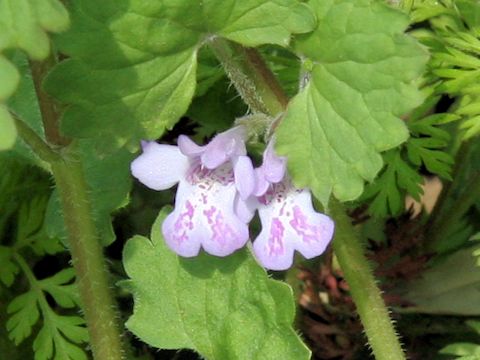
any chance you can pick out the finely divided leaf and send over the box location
[0,246,19,287]
[361,150,424,217]
[6,291,40,344]
[123,207,311,360]
[45,0,315,152]
[276,0,428,204]
[38,268,79,309]
[6,267,88,359]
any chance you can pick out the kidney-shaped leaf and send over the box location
[123,207,310,360]
[276,0,428,205]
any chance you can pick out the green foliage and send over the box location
[44,141,134,246]
[275,0,428,205]
[7,268,88,360]
[123,207,311,360]
[0,194,87,359]
[187,77,248,140]
[440,321,480,359]
[0,0,69,150]
[404,247,480,315]
[360,149,423,217]
[361,95,457,217]
[412,0,480,140]
[45,0,316,153]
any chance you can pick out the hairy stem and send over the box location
[51,157,125,360]
[13,113,59,163]
[329,200,405,359]
[27,59,126,360]
[209,37,288,115]
[212,39,406,360]
[29,59,70,147]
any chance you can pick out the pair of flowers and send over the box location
[131,127,334,270]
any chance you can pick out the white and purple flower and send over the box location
[250,141,335,270]
[131,128,334,270]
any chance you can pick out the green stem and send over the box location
[329,200,405,360]
[29,59,70,147]
[13,113,59,164]
[24,59,126,360]
[212,39,406,360]
[209,37,288,116]
[50,156,126,360]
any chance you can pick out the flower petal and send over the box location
[201,126,247,169]
[253,167,270,197]
[178,135,205,157]
[162,164,249,257]
[131,142,189,190]
[234,194,258,223]
[263,140,287,183]
[162,180,202,257]
[233,155,255,200]
[252,182,334,270]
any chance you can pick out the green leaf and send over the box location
[6,266,88,359]
[187,77,248,140]
[123,207,311,360]
[0,55,20,101]
[45,0,315,152]
[0,106,17,150]
[0,0,69,59]
[38,268,79,309]
[404,247,480,315]
[33,313,88,360]
[440,343,480,357]
[406,137,454,179]
[361,150,423,217]
[6,291,40,345]
[276,0,428,205]
[0,0,69,151]
[0,246,19,287]
[45,141,134,246]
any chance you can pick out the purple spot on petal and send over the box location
[203,206,239,248]
[268,218,285,256]
[289,205,324,243]
[172,200,195,244]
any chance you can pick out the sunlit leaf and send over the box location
[123,207,311,360]
[276,0,427,205]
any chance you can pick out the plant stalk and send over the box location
[211,39,406,360]
[29,58,70,147]
[12,113,59,164]
[25,59,126,360]
[329,200,405,359]
[50,157,126,360]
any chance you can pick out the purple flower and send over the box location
[130,128,254,257]
[130,127,334,271]
[250,141,335,271]
[178,127,255,200]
